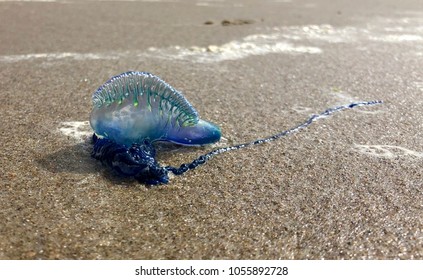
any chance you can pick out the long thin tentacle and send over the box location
[165,100,382,176]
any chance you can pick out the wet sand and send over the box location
[0,0,422,259]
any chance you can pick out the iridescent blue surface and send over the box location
[90,71,221,147]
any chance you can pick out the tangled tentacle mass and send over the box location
[92,134,169,185]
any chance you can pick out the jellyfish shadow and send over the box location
[36,140,94,174]
[36,138,202,184]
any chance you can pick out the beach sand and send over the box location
[0,0,422,259]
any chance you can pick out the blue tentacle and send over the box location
[165,101,383,177]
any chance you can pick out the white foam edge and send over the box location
[352,144,423,159]
[59,121,92,142]
[0,52,120,63]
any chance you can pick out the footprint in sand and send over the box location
[352,144,423,159]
